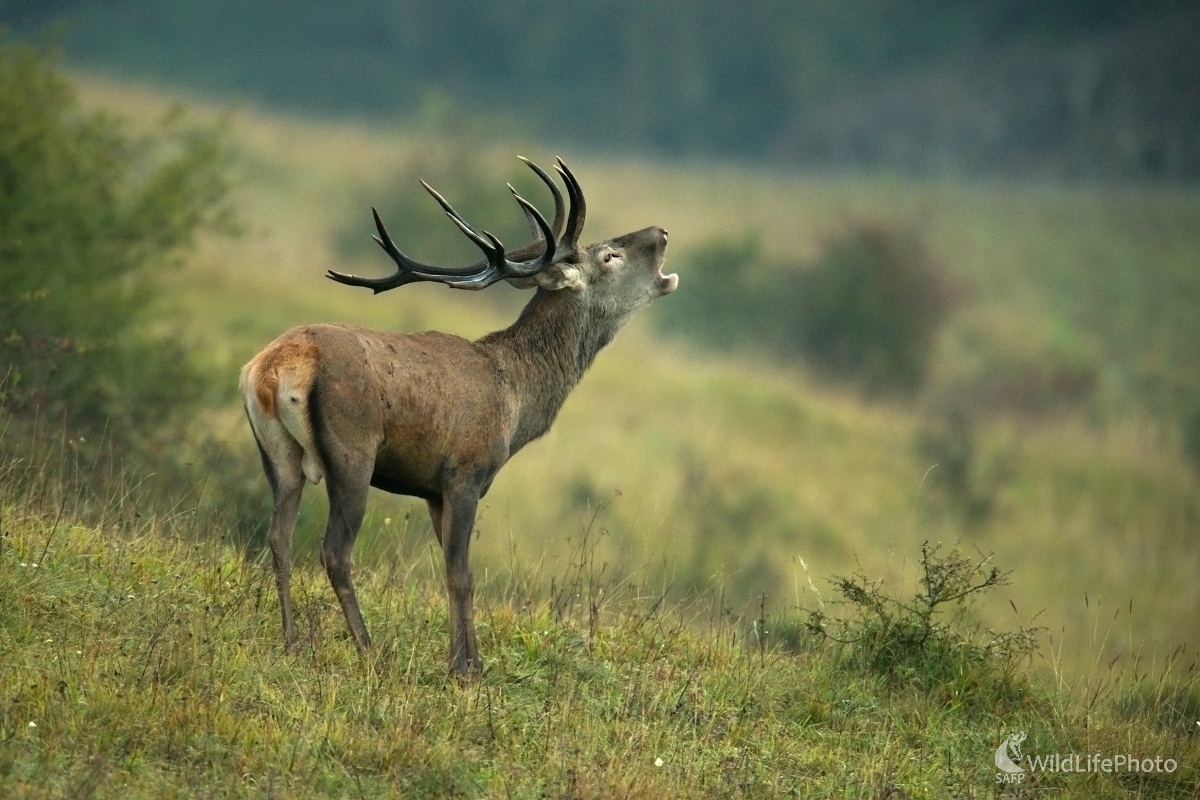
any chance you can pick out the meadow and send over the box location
[82,76,1200,663]
[2,436,1196,797]
[1,70,1198,796]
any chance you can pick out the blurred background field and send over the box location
[3,1,1199,684]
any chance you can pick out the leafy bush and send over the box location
[928,307,1100,416]
[793,221,961,392]
[1182,403,1200,477]
[651,233,774,352]
[658,221,960,393]
[0,36,233,451]
[915,405,1018,525]
[803,542,1038,706]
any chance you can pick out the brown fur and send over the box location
[244,201,676,677]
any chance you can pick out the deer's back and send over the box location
[242,323,516,497]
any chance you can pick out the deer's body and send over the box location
[241,159,674,675]
[243,287,615,503]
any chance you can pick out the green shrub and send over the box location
[803,542,1038,707]
[929,307,1101,416]
[794,221,961,392]
[651,232,771,352]
[658,221,959,393]
[1182,403,1200,476]
[0,36,233,450]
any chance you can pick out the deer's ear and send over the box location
[505,264,585,292]
[535,264,585,292]
[504,263,583,292]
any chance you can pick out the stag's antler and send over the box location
[553,158,586,256]
[327,157,584,293]
[513,156,565,255]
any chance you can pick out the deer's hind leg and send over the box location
[321,465,374,652]
[248,416,307,651]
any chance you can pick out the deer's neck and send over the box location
[479,289,617,454]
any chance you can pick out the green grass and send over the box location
[2,461,1197,798]
[63,70,1200,676]
[10,71,1194,791]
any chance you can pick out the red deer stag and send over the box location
[240,157,677,675]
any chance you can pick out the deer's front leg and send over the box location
[426,498,444,546]
[439,488,481,677]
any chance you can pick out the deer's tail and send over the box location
[240,335,325,486]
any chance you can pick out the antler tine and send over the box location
[426,180,502,255]
[371,207,477,277]
[421,179,553,278]
[500,157,565,263]
[331,195,503,292]
[505,191,556,275]
[553,157,586,256]
[327,157,569,293]
[436,189,555,289]
[511,184,543,243]
[518,156,565,240]
[326,208,465,294]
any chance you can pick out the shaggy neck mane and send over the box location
[478,288,617,453]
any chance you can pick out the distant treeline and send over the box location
[5,0,1196,179]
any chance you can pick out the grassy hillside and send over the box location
[1,459,1197,798]
[0,67,1196,797]
[66,74,1200,682]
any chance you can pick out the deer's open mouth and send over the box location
[655,245,678,295]
[656,264,679,295]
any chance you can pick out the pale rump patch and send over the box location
[241,335,319,418]
[240,332,325,485]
